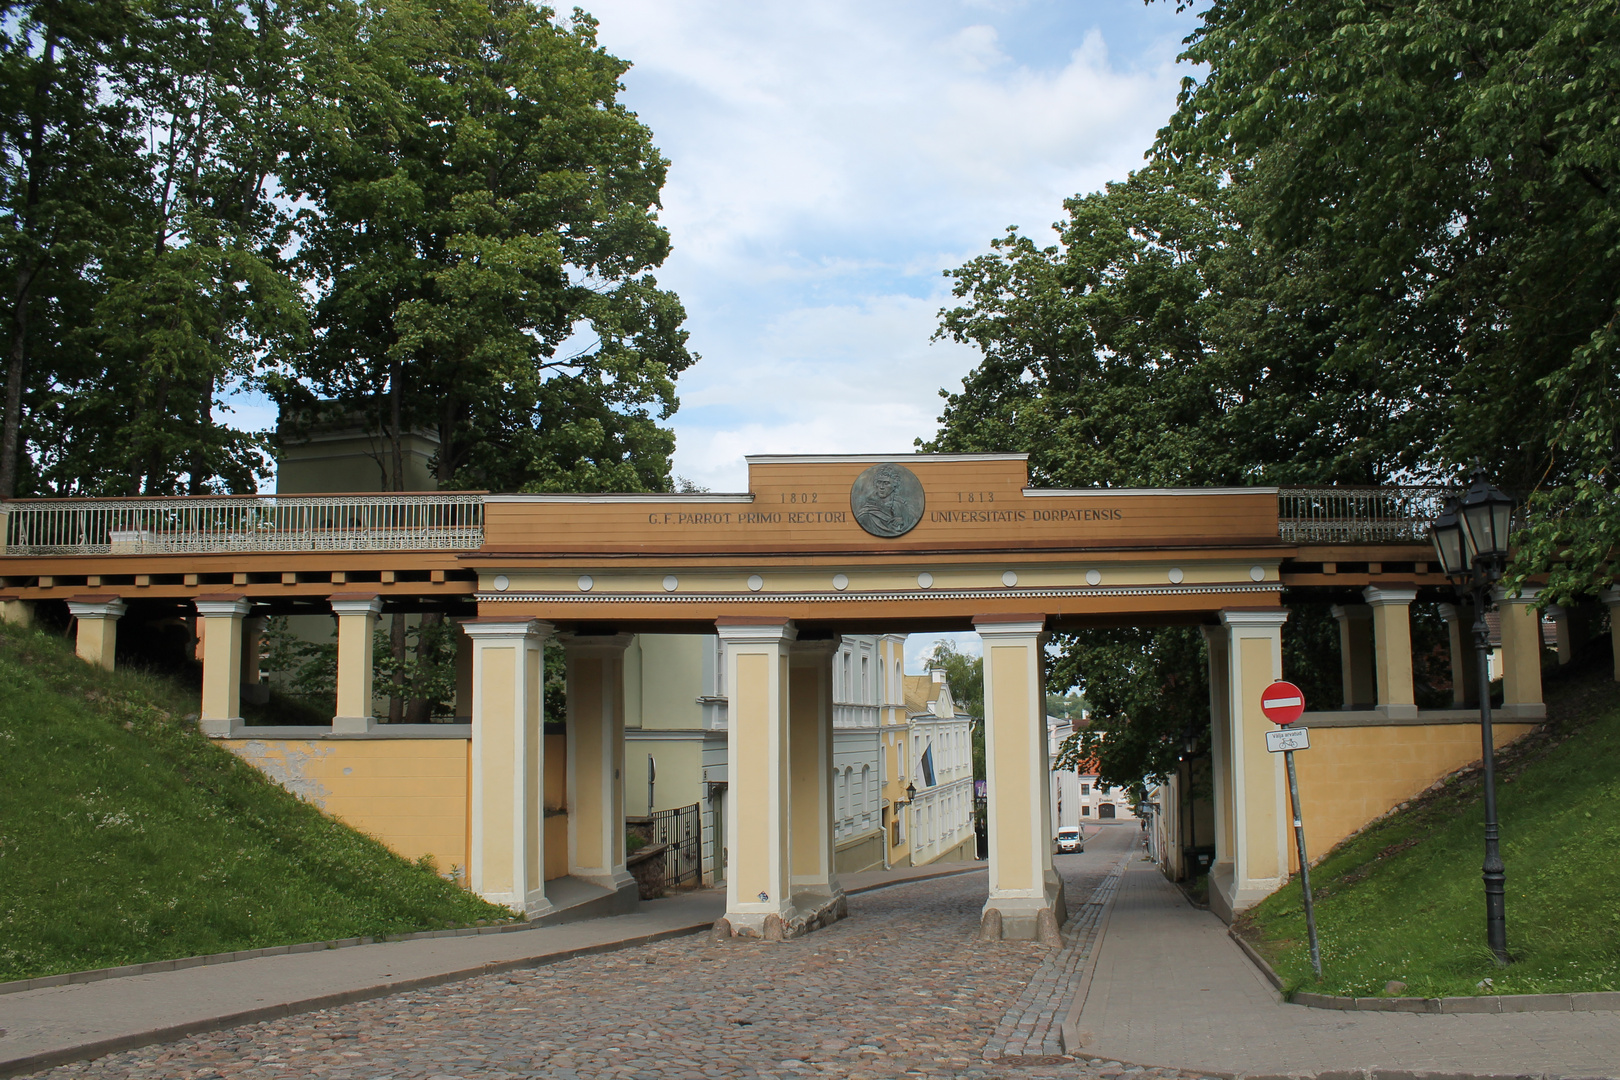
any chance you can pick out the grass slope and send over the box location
[0,622,514,983]
[1242,666,1620,998]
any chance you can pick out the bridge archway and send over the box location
[0,453,1557,939]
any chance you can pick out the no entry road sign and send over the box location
[1261,680,1306,725]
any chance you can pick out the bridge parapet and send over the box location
[1278,486,1454,544]
[0,492,484,555]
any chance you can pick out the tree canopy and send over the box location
[930,0,1620,788]
[0,0,693,499]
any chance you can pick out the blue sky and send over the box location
[234,0,1204,668]
[581,0,1201,497]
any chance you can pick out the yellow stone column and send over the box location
[1329,603,1376,708]
[195,595,250,736]
[1200,624,1236,900]
[0,593,35,628]
[67,595,125,671]
[1212,609,1291,920]
[717,617,795,939]
[788,639,844,922]
[1494,587,1546,719]
[1604,589,1620,682]
[1363,586,1418,720]
[562,633,635,901]
[331,594,382,734]
[975,614,1064,942]
[1438,602,1479,707]
[463,617,553,918]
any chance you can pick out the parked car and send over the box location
[1055,826,1084,854]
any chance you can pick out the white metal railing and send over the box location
[1278,487,1455,544]
[0,493,484,555]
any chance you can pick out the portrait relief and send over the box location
[850,462,926,538]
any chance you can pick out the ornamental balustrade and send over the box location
[0,486,1454,556]
[0,493,484,555]
[1276,486,1454,544]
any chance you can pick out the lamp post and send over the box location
[1429,465,1516,966]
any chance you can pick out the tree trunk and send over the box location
[1,264,32,499]
[405,611,443,722]
[1,33,56,500]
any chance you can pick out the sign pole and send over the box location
[1261,679,1320,978]
[1283,746,1321,976]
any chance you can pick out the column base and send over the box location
[576,868,638,894]
[1376,703,1420,721]
[480,888,555,920]
[1499,702,1547,721]
[1208,860,1285,923]
[981,873,1067,941]
[199,717,239,738]
[332,715,377,734]
[723,890,848,941]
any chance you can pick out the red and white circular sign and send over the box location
[1260,681,1306,725]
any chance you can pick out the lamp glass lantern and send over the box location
[1430,504,1466,578]
[1457,469,1514,567]
[905,781,917,803]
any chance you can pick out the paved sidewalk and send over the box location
[1067,857,1620,1079]
[0,862,982,1077]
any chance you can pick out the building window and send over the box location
[860,656,868,703]
[1081,783,1090,795]
[1082,805,1091,816]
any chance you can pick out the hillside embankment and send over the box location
[0,621,513,984]
[1241,654,1620,998]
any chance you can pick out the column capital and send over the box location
[1329,602,1373,622]
[1602,586,1620,608]
[1219,607,1289,630]
[557,631,635,656]
[716,617,797,644]
[461,617,553,641]
[68,595,125,620]
[973,613,1045,637]
[1492,585,1541,606]
[1362,586,1418,607]
[329,592,384,616]
[789,638,840,663]
[195,595,251,617]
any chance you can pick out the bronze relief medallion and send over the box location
[850,462,926,538]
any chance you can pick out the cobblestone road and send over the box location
[27,827,1203,1080]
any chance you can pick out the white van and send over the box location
[1055,826,1084,854]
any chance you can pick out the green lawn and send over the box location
[0,621,515,983]
[1240,665,1620,999]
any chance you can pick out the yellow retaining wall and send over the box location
[224,737,470,876]
[1291,722,1537,870]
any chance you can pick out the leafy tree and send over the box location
[1158,0,1620,601]
[284,0,694,495]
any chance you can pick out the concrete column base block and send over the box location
[724,891,846,941]
[983,875,1066,941]
[198,717,237,738]
[331,715,376,734]
[1377,703,1421,721]
[1499,702,1548,721]
[1208,862,1236,923]
[520,895,556,921]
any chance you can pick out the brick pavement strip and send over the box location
[984,851,1128,1060]
[14,830,1213,1080]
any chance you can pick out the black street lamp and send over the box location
[1430,465,1516,965]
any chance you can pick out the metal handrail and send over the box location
[0,493,484,555]
[1278,486,1455,544]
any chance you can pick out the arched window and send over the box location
[842,766,853,820]
[835,768,845,820]
[860,764,871,816]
